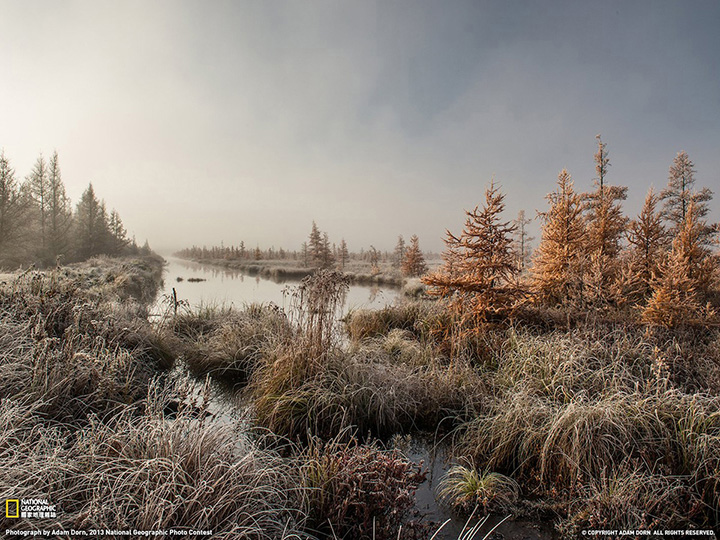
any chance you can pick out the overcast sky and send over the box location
[1,0,719,253]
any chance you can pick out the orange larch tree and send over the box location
[531,169,587,306]
[423,181,522,324]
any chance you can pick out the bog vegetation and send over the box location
[2,138,720,538]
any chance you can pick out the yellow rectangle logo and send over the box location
[6,499,19,518]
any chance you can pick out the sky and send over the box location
[1,0,719,253]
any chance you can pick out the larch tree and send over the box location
[624,188,668,301]
[307,221,326,268]
[423,181,522,322]
[0,152,30,266]
[401,235,427,277]
[643,202,715,326]
[660,151,716,242]
[46,151,73,263]
[393,235,405,269]
[26,154,51,258]
[512,210,534,272]
[321,232,334,268]
[531,169,587,306]
[339,238,349,270]
[582,136,628,304]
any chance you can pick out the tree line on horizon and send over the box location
[424,137,719,327]
[0,150,148,269]
[175,223,431,278]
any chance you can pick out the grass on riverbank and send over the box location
[1,259,443,540]
[166,266,720,535]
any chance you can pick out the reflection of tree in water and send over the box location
[368,286,383,304]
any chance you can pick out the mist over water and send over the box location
[155,257,400,313]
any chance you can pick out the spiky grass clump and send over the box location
[345,300,448,343]
[0,380,306,538]
[252,343,481,440]
[453,326,720,531]
[559,466,704,535]
[0,269,171,423]
[437,465,519,514]
[169,302,292,383]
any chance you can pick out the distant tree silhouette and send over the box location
[423,181,521,323]
[531,169,587,306]
[321,232,334,268]
[74,183,110,260]
[46,151,73,263]
[402,235,427,277]
[308,221,323,266]
[339,238,349,270]
[0,152,30,267]
[108,209,129,255]
[26,154,51,259]
[393,235,405,269]
[512,210,533,272]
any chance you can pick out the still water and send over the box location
[155,257,400,313]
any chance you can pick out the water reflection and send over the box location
[156,257,400,312]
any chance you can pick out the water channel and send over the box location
[154,257,552,539]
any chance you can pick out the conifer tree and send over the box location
[308,221,323,267]
[624,188,668,300]
[393,235,405,269]
[423,181,521,320]
[339,238,349,270]
[582,136,628,304]
[660,151,716,242]
[108,209,129,255]
[643,202,714,326]
[74,183,110,260]
[46,151,73,263]
[0,152,30,266]
[26,154,51,257]
[321,232,334,268]
[531,169,587,306]
[512,210,534,272]
[402,235,427,277]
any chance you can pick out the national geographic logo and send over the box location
[4,499,57,519]
[5,499,19,518]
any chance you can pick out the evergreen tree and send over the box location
[74,183,110,260]
[423,181,521,320]
[108,209,129,255]
[0,152,30,266]
[308,221,323,267]
[393,235,405,269]
[321,232,334,268]
[339,238,349,270]
[531,169,587,306]
[402,234,427,277]
[26,154,51,258]
[46,151,73,263]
